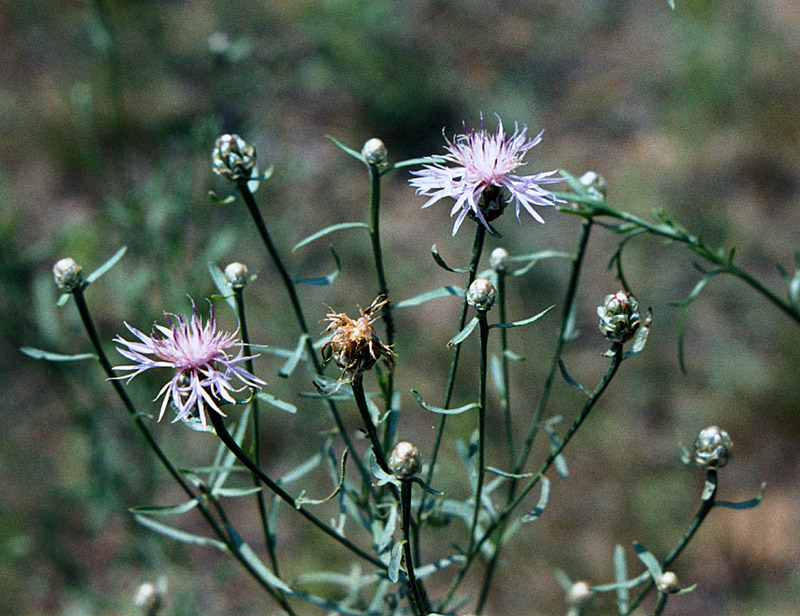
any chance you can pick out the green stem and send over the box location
[416,224,486,530]
[476,219,594,613]
[351,373,390,475]
[496,269,514,469]
[401,480,430,616]
[233,287,280,575]
[562,196,800,326]
[622,470,717,615]
[367,163,398,452]
[467,312,490,555]
[208,410,384,569]
[235,179,369,485]
[72,287,295,614]
[443,344,623,610]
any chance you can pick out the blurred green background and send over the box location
[2,0,799,614]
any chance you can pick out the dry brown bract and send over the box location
[321,296,395,380]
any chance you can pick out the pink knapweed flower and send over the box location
[113,300,264,428]
[410,116,563,235]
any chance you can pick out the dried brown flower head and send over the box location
[321,296,395,380]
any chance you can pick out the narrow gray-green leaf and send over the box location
[133,514,227,551]
[521,475,550,522]
[488,305,554,329]
[395,285,464,309]
[388,540,406,583]
[614,544,630,614]
[633,542,663,581]
[208,190,237,205]
[85,246,127,285]
[294,246,341,286]
[410,389,478,415]
[558,359,591,396]
[715,483,766,510]
[448,316,479,347]
[293,222,370,252]
[326,135,366,162]
[278,334,310,378]
[20,347,97,362]
[431,244,468,273]
[214,486,263,498]
[382,155,444,174]
[207,262,236,310]
[129,500,200,516]
[255,392,297,414]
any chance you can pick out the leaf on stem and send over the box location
[382,155,445,174]
[521,475,551,523]
[214,486,264,498]
[325,135,366,162]
[543,416,569,479]
[388,540,406,583]
[296,450,348,508]
[447,316,479,347]
[633,542,663,581]
[207,262,236,310]
[255,392,297,414]
[508,250,572,278]
[489,305,554,329]
[133,514,228,551]
[395,285,464,308]
[129,500,200,516]
[278,334,310,378]
[558,359,591,396]
[85,246,127,285]
[410,389,478,415]
[20,347,97,362]
[431,244,468,273]
[669,270,724,373]
[715,482,766,510]
[294,246,341,286]
[208,190,237,205]
[614,544,630,614]
[292,222,370,252]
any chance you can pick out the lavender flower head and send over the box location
[410,116,563,235]
[113,300,264,428]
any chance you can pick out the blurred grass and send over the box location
[2,0,800,614]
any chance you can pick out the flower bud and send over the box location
[212,134,256,181]
[224,262,249,289]
[467,278,496,312]
[597,290,642,343]
[489,247,510,273]
[567,580,592,605]
[579,171,607,199]
[361,138,388,166]
[657,571,679,594]
[692,425,732,470]
[134,579,166,615]
[389,441,422,478]
[53,258,83,291]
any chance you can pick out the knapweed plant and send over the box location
[30,116,789,616]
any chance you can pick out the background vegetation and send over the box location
[1,1,799,614]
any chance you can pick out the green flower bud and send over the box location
[212,134,256,181]
[692,425,732,470]
[361,138,388,166]
[597,290,642,343]
[489,247,510,273]
[53,258,83,291]
[389,441,422,478]
[467,278,496,312]
[224,262,249,289]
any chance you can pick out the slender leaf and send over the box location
[207,263,236,310]
[293,222,370,252]
[85,246,127,285]
[614,544,630,614]
[133,514,227,551]
[558,359,591,396]
[633,542,663,581]
[623,307,653,360]
[280,452,323,485]
[395,285,464,308]
[521,475,550,522]
[129,500,200,516]
[326,135,365,162]
[255,392,297,414]
[56,293,71,307]
[214,486,263,498]
[414,554,466,579]
[669,270,724,373]
[448,316,479,347]
[508,250,572,277]
[20,347,97,362]
[410,476,443,495]
[431,244,468,273]
[277,334,310,378]
[388,540,406,583]
[411,389,478,415]
[488,305,554,329]
[716,483,766,510]
[208,190,237,205]
[382,155,444,174]
[294,246,341,286]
